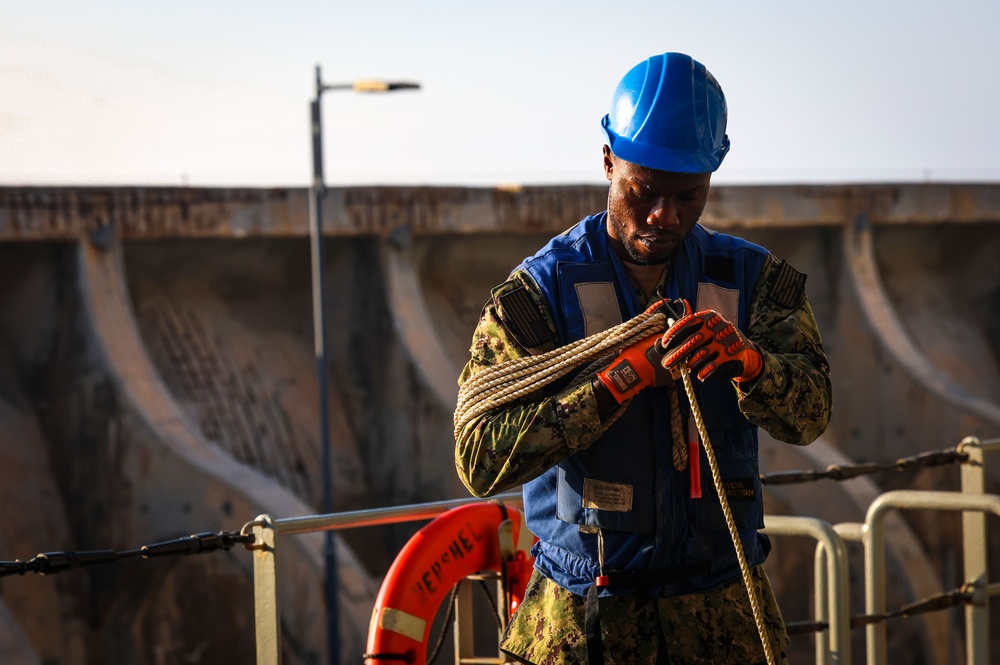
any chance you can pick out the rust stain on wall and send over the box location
[2,183,999,242]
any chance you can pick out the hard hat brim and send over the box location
[602,115,730,174]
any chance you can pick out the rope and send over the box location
[425,582,462,665]
[423,579,505,665]
[679,366,777,665]
[453,311,668,439]
[476,578,505,631]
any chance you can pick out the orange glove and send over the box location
[660,310,763,383]
[594,298,691,408]
[596,333,672,403]
[594,298,686,403]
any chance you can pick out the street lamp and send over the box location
[308,64,419,665]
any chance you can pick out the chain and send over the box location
[785,585,975,636]
[762,448,968,486]
[0,530,254,577]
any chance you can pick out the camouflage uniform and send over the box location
[455,250,830,664]
[503,567,789,665]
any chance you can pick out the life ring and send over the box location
[364,501,535,664]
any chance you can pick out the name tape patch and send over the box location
[582,478,634,512]
[721,477,757,501]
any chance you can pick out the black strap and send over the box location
[360,654,408,661]
[602,560,711,591]
[583,560,711,665]
[584,583,605,665]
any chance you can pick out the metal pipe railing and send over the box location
[243,491,521,665]
[864,489,1000,665]
[258,491,522,537]
[855,437,1000,665]
[763,516,851,665]
[246,437,1000,665]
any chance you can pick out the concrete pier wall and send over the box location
[0,183,997,664]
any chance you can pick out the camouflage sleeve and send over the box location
[737,254,832,445]
[455,271,608,498]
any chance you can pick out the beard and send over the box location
[609,211,672,265]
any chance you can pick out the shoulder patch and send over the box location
[496,285,556,351]
[704,255,735,282]
[768,259,807,309]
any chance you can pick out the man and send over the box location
[455,52,831,665]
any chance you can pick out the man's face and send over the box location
[603,147,712,265]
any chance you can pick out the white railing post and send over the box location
[763,515,851,665]
[250,515,281,665]
[959,436,992,665]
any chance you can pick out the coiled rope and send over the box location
[454,308,776,665]
[454,310,668,439]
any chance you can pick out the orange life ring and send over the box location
[364,501,535,664]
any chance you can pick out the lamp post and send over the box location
[308,64,419,665]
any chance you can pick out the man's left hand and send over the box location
[660,310,763,383]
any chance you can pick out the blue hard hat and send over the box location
[601,52,730,173]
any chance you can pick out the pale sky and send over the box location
[2,1,998,188]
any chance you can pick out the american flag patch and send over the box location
[768,259,806,309]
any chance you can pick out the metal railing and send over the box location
[243,492,521,665]
[760,436,1000,665]
[762,516,851,665]
[244,437,1000,665]
[856,436,1000,665]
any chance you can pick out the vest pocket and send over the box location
[554,453,656,534]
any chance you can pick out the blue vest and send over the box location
[518,213,771,597]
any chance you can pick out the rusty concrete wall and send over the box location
[3,183,1000,241]
[0,183,999,664]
